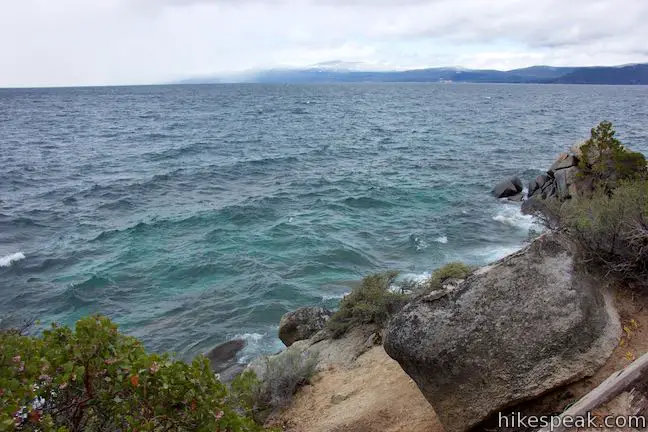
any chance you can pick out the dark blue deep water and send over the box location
[1,84,647,360]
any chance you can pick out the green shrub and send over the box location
[255,350,316,415]
[0,315,266,431]
[424,262,474,293]
[229,370,263,419]
[578,121,646,191]
[228,349,316,423]
[560,179,648,287]
[327,271,408,338]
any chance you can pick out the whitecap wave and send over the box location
[0,252,25,267]
[235,331,284,363]
[471,245,524,263]
[239,332,263,343]
[410,235,429,251]
[492,205,536,231]
[434,235,448,244]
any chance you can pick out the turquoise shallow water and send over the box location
[1,83,647,360]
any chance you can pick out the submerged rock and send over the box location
[206,339,246,374]
[506,192,524,202]
[279,307,332,347]
[384,233,620,432]
[492,176,523,198]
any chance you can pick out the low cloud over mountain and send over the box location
[2,0,647,87]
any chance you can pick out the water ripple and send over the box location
[1,83,648,359]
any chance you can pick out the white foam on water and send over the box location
[239,332,263,343]
[399,271,431,284]
[411,235,429,251]
[492,205,536,231]
[0,252,25,267]
[235,331,285,363]
[469,244,524,263]
[434,235,448,244]
[321,291,350,301]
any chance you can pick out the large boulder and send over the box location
[384,233,620,432]
[492,176,523,198]
[279,307,332,347]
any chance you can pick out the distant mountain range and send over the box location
[178,63,648,85]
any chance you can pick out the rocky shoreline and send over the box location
[206,136,648,431]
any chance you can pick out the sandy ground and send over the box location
[572,285,648,397]
[270,345,443,432]
[270,284,648,432]
[566,284,648,432]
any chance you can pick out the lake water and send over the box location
[1,83,647,360]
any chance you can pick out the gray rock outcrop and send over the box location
[383,232,620,432]
[492,176,523,198]
[548,153,578,173]
[527,152,582,203]
[250,325,375,381]
[279,306,332,347]
[554,166,579,199]
[528,174,550,197]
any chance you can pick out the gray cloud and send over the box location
[1,0,647,86]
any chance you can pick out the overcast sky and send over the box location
[2,0,648,87]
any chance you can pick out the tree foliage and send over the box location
[578,121,646,191]
[560,179,648,288]
[0,316,266,432]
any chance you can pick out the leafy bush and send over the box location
[529,122,648,290]
[424,262,474,292]
[560,179,648,287]
[578,121,646,191]
[327,271,408,338]
[0,315,265,431]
